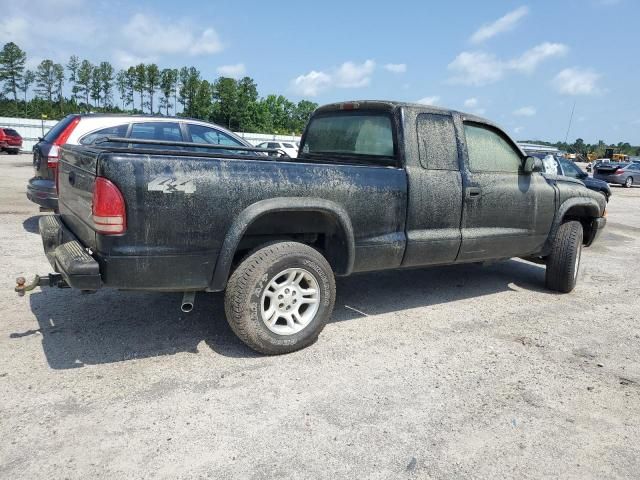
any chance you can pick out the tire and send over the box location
[224,241,336,354]
[545,221,583,293]
[8,150,19,155]
[624,177,633,188]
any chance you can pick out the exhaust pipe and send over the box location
[181,291,196,313]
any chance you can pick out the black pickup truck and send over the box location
[22,101,607,354]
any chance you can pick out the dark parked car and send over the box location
[523,152,612,201]
[28,114,254,209]
[0,127,22,154]
[21,101,607,354]
[593,162,640,188]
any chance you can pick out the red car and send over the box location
[0,127,22,154]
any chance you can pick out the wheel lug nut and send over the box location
[279,303,284,308]
[285,288,290,294]
[278,295,283,299]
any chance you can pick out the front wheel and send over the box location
[224,241,336,354]
[624,177,633,188]
[545,221,583,293]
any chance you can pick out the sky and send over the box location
[1,0,639,144]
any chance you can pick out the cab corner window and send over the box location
[416,113,458,170]
[464,123,522,173]
[301,112,395,164]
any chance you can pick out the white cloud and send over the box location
[216,63,246,79]
[473,108,487,116]
[449,42,568,86]
[464,97,478,108]
[120,13,223,58]
[514,126,524,134]
[292,71,333,96]
[470,6,529,44]
[509,42,568,73]
[513,106,537,116]
[334,60,376,88]
[448,51,504,86]
[416,96,441,106]
[291,60,376,96]
[384,63,407,73]
[553,68,603,95]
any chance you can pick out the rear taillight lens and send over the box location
[92,177,126,234]
[614,168,625,175]
[47,145,60,169]
[48,116,81,169]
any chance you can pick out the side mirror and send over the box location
[523,156,543,173]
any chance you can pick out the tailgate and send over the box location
[57,145,100,250]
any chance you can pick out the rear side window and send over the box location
[464,123,522,173]
[3,129,19,136]
[282,143,294,148]
[80,124,128,145]
[416,113,458,170]
[302,112,395,162]
[267,142,280,149]
[43,115,79,142]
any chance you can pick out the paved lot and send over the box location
[1,153,639,479]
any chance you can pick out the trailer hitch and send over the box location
[15,273,68,296]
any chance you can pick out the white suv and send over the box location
[255,141,298,158]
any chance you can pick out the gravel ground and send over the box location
[1,153,639,479]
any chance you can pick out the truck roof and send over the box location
[315,99,495,125]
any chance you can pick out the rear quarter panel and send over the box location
[93,153,407,289]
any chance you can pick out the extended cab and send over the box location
[22,101,607,354]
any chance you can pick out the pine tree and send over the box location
[67,55,80,103]
[0,42,27,102]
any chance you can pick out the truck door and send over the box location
[402,112,463,267]
[457,121,556,262]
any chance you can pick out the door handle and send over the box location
[68,171,76,186]
[465,187,481,198]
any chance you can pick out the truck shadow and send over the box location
[18,260,546,367]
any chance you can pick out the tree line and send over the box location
[522,138,640,158]
[0,41,317,134]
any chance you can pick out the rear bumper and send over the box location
[584,217,606,247]
[39,215,101,290]
[27,177,58,209]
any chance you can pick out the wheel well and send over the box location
[232,210,350,274]
[562,205,598,245]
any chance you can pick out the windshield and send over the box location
[559,158,585,178]
[301,112,395,159]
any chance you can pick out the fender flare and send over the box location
[208,197,355,291]
[543,197,602,254]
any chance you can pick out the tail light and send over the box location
[47,116,81,169]
[92,177,126,234]
[614,168,625,175]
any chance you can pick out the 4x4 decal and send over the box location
[148,176,196,194]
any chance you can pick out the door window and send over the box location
[464,123,522,173]
[187,124,245,153]
[416,113,458,170]
[130,122,182,149]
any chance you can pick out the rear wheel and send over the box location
[545,221,583,293]
[224,241,335,354]
[624,177,633,188]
